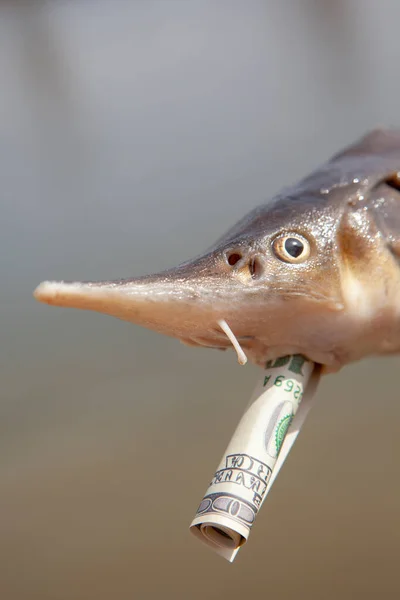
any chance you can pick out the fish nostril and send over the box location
[226,252,242,266]
[249,257,263,279]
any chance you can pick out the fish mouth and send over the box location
[179,330,339,370]
[180,327,257,365]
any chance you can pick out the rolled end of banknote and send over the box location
[190,355,321,562]
[195,522,245,551]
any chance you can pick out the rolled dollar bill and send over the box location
[190,355,321,561]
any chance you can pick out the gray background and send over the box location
[1,1,400,599]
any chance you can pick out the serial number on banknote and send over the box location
[263,375,303,400]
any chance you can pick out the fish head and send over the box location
[33,192,348,369]
[34,130,400,371]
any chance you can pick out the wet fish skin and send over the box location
[34,129,400,372]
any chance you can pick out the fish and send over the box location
[34,128,400,373]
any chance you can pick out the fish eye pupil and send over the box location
[284,237,304,258]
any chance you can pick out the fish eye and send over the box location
[272,234,310,263]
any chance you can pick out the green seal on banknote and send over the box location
[275,414,293,454]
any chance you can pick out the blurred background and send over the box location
[1,1,400,598]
